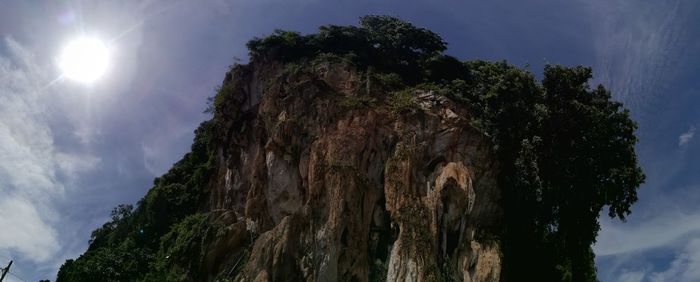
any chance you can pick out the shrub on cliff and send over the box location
[246,15,466,84]
[57,120,217,281]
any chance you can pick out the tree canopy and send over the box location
[246,15,464,84]
[451,61,644,281]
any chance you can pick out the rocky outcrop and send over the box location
[204,58,502,282]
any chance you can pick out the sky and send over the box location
[0,0,698,281]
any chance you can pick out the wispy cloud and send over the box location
[648,239,700,282]
[600,238,700,282]
[679,126,695,147]
[596,209,700,256]
[596,190,700,282]
[586,0,698,114]
[587,1,700,281]
[0,37,98,264]
[617,270,645,282]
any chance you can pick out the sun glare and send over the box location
[58,37,110,84]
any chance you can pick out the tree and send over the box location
[359,15,447,82]
[88,204,133,249]
[246,30,311,61]
[460,62,644,281]
[244,15,457,84]
[537,65,643,281]
[359,15,446,61]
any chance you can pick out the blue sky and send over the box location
[0,1,697,281]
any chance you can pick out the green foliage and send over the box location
[311,24,371,66]
[145,213,224,281]
[311,52,351,66]
[88,204,133,249]
[341,95,376,109]
[56,238,153,282]
[451,61,644,282]
[282,62,305,77]
[387,89,416,113]
[206,83,235,114]
[57,120,217,282]
[360,71,407,98]
[371,72,405,91]
[359,15,446,57]
[422,55,470,83]
[246,15,468,85]
[246,30,312,61]
[358,15,446,82]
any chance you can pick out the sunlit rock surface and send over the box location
[205,59,502,281]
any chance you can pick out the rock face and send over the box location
[205,58,502,282]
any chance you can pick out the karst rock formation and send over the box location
[206,59,501,281]
[56,16,644,282]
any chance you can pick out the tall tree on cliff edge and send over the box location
[464,62,645,281]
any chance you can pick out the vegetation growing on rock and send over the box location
[57,15,643,282]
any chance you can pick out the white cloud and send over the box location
[648,239,700,282]
[141,142,163,176]
[585,0,693,113]
[0,37,98,263]
[679,126,695,147]
[141,124,192,176]
[596,198,700,282]
[609,238,700,282]
[617,270,646,282]
[55,152,101,181]
[0,198,58,262]
[595,209,700,256]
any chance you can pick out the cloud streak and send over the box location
[595,208,700,256]
[0,37,98,265]
[599,238,700,282]
[595,205,700,282]
[679,126,695,147]
[648,239,700,282]
[586,0,698,115]
[0,37,62,263]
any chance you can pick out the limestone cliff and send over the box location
[203,59,502,281]
[57,16,644,282]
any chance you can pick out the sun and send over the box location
[58,37,110,84]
